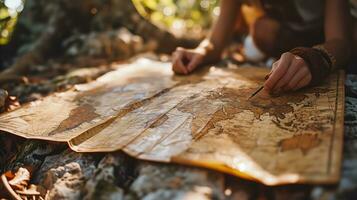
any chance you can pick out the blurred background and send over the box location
[0,0,219,45]
[0,0,356,102]
[133,0,219,37]
[0,0,24,45]
[0,0,220,104]
[0,0,221,83]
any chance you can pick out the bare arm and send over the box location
[322,0,351,69]
[172,0,240,74]
[201,0,240,62]
[264,0,352,93]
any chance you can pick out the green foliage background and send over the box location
[133,0,218,36]
[0,0,218,45]
[0,0,24,45]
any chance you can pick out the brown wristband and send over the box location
[289,47,332,86]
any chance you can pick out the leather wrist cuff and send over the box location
[289,47,331,86]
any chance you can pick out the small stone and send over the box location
[83,153,126,200]
[34,150,97,199]
[129,162,225,199]
[0,89,8,110]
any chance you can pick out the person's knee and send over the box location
[252,17,280,55]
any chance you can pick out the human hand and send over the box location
[171,47,206,75]
[264,52,312,93]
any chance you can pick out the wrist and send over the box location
[289,47,332,86]
[313,44,336,70]
[196,39,221,64]
[197,39,214,52]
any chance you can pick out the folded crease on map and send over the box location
[0,58,344,185]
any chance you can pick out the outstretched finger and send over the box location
[264,53,293,91]
[293,73,312,91]
[283,67,309,91]
[272,57,304,91]
[187,55,202,72]
[172,51,188,74]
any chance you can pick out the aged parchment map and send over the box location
[0,58,344,185]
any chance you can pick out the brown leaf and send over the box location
[16,185,41,196]
[8,167,30,191]
[4,171,15,179]
[6,96,21,111]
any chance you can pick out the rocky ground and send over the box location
[0,1,356,198]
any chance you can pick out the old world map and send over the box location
[0,58,344,185]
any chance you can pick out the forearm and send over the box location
[319,0,352,70]
[289,0,352,86]
[198,0,240,62]
[317,39,351,70]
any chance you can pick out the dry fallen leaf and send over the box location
[6,96,21,111]
[8,167,30,191]
[1,168,47,200]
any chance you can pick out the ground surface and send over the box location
[0,58,345,187]
[0,58,356,200]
